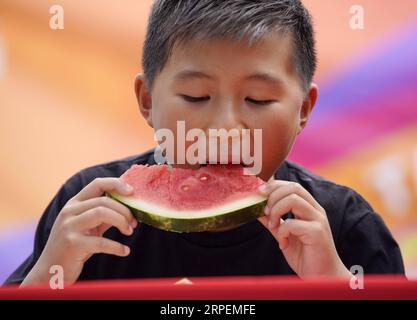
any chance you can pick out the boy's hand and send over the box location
[21,178,137,287]
[258,180,352,279]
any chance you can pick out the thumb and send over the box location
[257,216,284,238]
[257,216,269,228]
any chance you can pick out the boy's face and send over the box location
[135,32,317,181]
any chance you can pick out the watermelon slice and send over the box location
[106,164,267,233]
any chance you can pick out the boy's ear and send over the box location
[134,74,153,128]
[297,83,318,135]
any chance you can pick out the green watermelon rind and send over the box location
[105,191,267,233]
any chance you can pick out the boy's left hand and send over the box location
[258,180,352,279]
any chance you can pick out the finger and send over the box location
[96,223,119,236]
[258,216,285,231]
[87,223,119,237]
[65,196,137,227]
[69,206,134,236]
[263,181,323,213]
[276,219,312,250]
[83,236,130,257]
[258,180,288,195]
[72,178,133,202]
[257,216,269,229]
[268,194,322,229]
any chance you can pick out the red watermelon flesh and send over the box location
[120,164,265,211]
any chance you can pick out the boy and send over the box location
[5,0,404,286]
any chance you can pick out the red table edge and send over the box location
[1,275,416,300]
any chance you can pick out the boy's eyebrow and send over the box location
[173,69,283,86]
[245,73,283,87]
[174,69,215,81]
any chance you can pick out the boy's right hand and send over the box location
[21,178,137,287]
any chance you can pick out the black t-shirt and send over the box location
[4,149,405,284]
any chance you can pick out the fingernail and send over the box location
[124,183,134,192]
[279,243,283,250]
[258,184,269,193]
[268,220,274,229]
[131,219,138,229]
[264,206,270,215]
[124,246,130,256]
[128,225,133,235]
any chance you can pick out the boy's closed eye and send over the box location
[179,94,277,106]
[180,94,210,103]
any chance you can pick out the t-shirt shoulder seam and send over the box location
[339,210,374,246]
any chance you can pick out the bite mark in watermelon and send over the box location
[106,164,267,232]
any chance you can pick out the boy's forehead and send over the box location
[164,32,295,78]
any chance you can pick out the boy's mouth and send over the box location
[170,162,252,171]
[198,162,251,168]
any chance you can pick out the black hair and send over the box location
[142,0,316,92]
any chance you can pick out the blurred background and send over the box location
[0,0,416,282]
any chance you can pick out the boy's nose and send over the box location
[208,102,245,132]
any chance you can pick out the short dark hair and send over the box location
[142,0,316,92]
